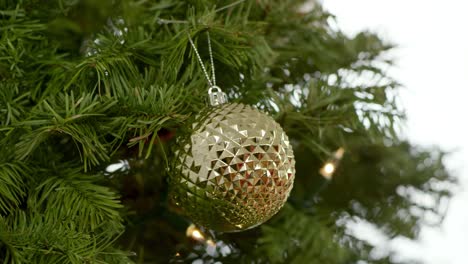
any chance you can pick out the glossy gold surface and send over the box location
[170,103,295,232]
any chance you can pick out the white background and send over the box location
[323,1,468,263]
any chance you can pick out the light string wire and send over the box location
[187,31,217,89]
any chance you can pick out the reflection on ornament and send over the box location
[171,103,295,232]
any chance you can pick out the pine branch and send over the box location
[0,162,28,214]
[0,210,131,264]
[13,93,117,169]
[257,204,350,264]
[29,167,123,231]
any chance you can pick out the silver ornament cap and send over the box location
[208,86,228,106]
[170,97,296,232]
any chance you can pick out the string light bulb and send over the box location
[186,224,205,242]
[320,147,345,179]
[323,163,335,175]
[206,239,216,247]
[186,223,217,249]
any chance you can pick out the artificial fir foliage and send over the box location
[0,1,455,263]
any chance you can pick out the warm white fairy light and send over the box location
[186,224,205,242]
[320,148,345,179]
[320,162,335,179]
[186,224,219,250]
[192,230,204,240]
[206,239,216,247]
[334,147,345,160]
[324,163,335,174]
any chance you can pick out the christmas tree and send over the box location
[0,0,456,263]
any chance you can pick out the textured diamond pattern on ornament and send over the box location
[172,103,295,232]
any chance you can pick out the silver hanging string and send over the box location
[207,32,216,87]
[187,32,215,88]
[187,31,227,106]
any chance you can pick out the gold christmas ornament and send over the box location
[169,32,295,232]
